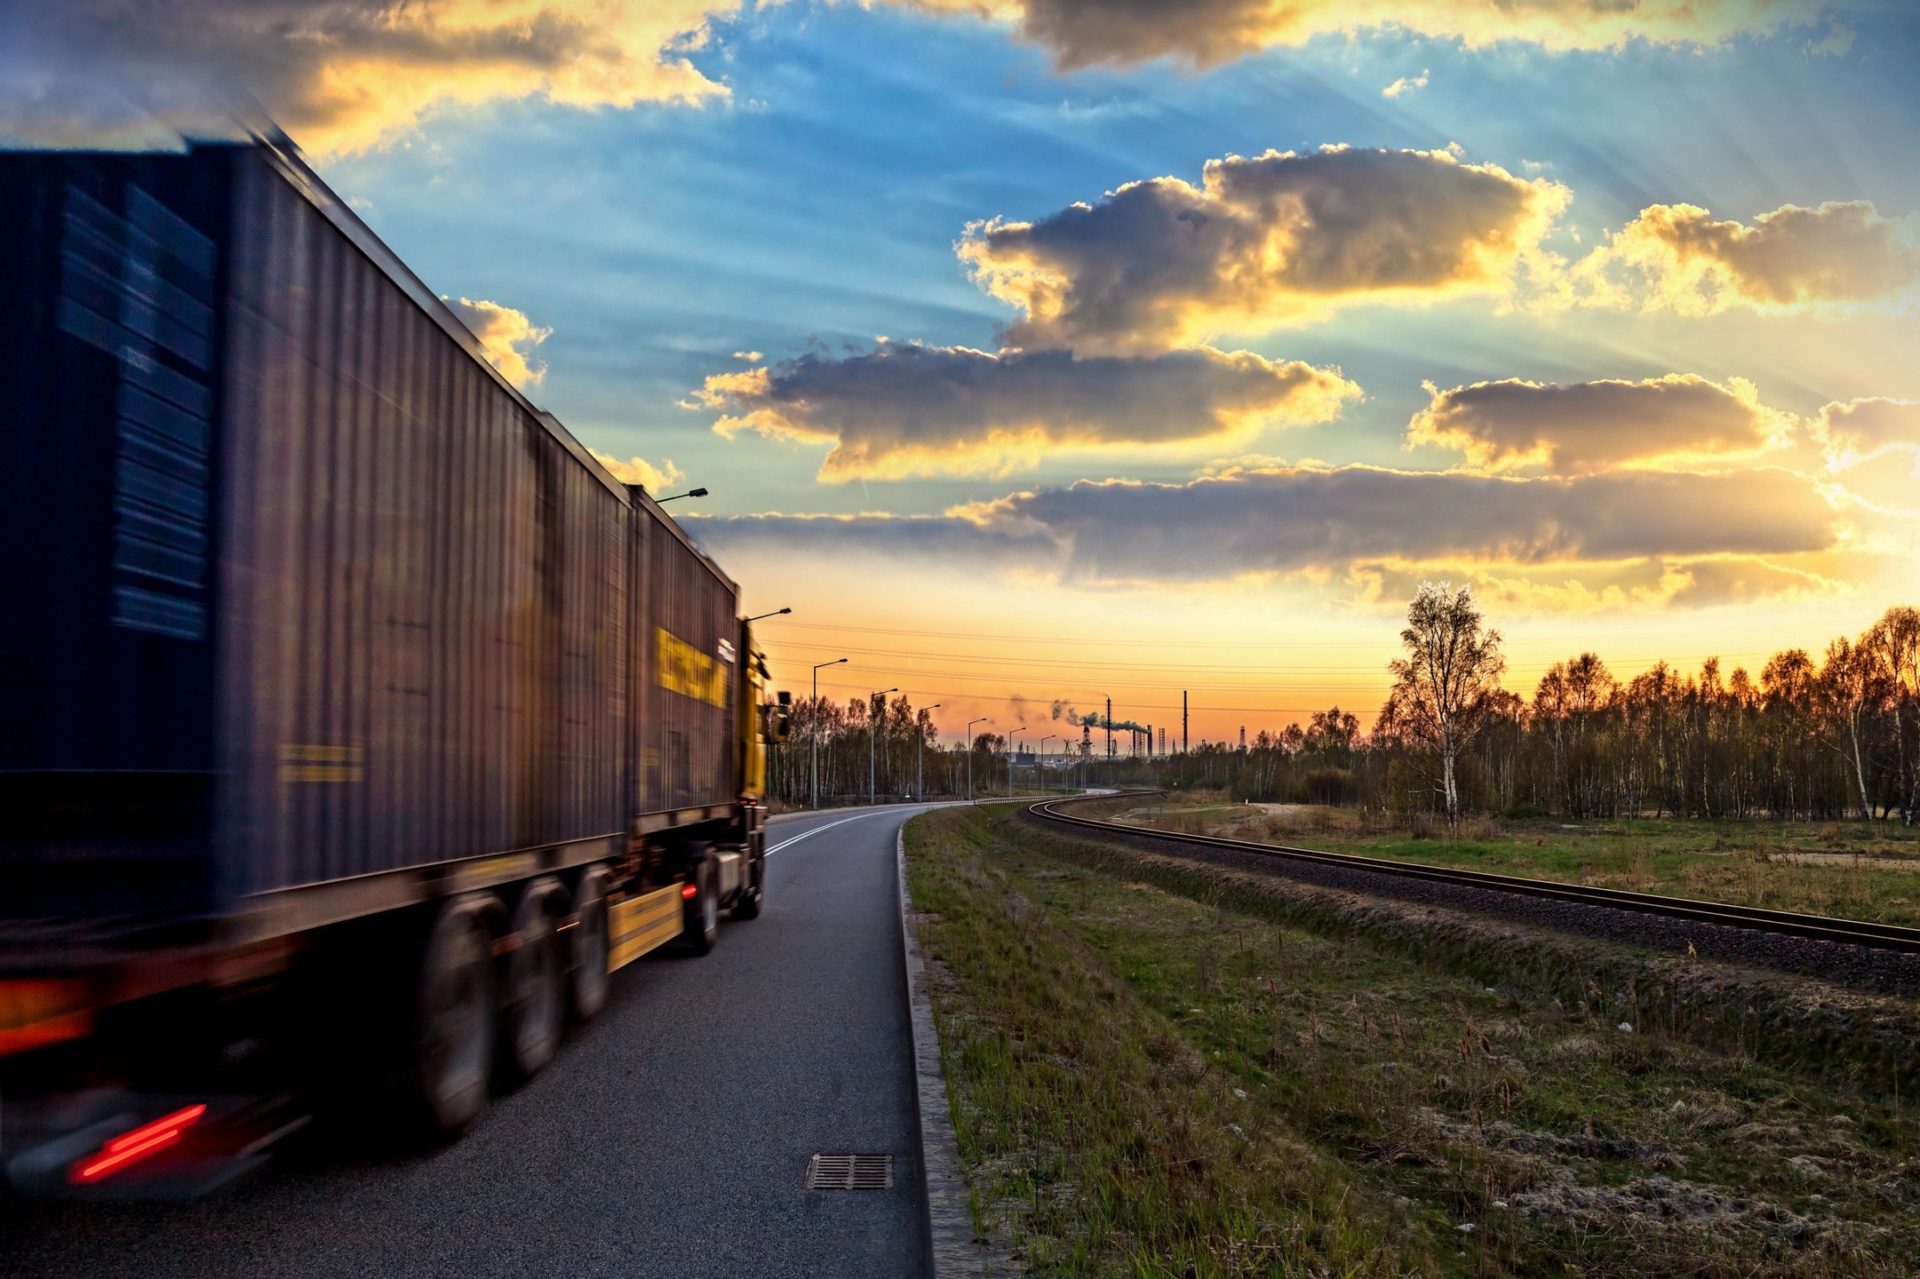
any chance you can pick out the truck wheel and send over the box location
[731,847,765,921]
[498,881,564,1083]
[682,854,719,955]
[413,900,495,1139]
[569,867,611,1023]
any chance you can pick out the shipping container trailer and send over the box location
[0,136,785,1194]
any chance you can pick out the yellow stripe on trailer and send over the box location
[607,885,684,972]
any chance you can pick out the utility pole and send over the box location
[1182,690,1188,755]
[1106,696,1113,763]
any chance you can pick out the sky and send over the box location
[7,0,1919,746]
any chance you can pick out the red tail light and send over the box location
[70,1103,208,1184]
[681,883,698,899]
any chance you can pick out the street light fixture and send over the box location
[918,704,941,802]
[1007,725,1026,799]
[656,487,709,504]
[810,658,847,809]
[868,687,898,806]
[1039,735,1057,794]
[965,716,992,802]
[745,607,791,623]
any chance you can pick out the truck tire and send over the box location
[568,867,611,1023]
[682,853,720,955]
[731,842,766,921]
[413,899,495,1139]
[498,881,565,1083]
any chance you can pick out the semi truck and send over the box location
[0,134,790,1195]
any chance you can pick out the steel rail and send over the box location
[1029,795,1920,954]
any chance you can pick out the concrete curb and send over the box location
[897,824,1005,1278]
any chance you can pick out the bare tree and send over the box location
[1386,582,1507,824]
[1817,636,1879,820]
[1863,606,1920,825]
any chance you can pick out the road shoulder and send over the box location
[897,822,1005,1278]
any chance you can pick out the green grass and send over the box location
[906,805,1920,1278]
[1112,796,1920,927]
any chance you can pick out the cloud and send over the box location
[1569,201,1920,315]
[1344,553,1846,614]
[589,449,685,493]
[1811,399,1920,512]
[704,463,1840,601]
[443,296,551,388]
[687,341,1359,481]
[689,511,1054,564]
[1407,374,1790,474]
[1662,556,1843,607]
[0,1,742,154]
[959,146,1569,353]
[1813,397,1920,460]
[1382,69,1429,99]
[894,0,1823,68]
[963,465,1837,582]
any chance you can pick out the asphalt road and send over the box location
[2,804,942,1279]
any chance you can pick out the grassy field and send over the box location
[1103,796,1920,927]
[905,805,1920,1278]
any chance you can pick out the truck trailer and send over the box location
[0,135,787,1194]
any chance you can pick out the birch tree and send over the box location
[1386,582,1507,824]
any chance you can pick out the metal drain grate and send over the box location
[806,1153,894,1190]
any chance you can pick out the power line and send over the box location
[770,617,1823,658]
[764,642,1787,681]
[804,676,1334,716]
[789,662,1353,694]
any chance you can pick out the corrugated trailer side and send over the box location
[0,150,234,922]
[216,144,630,918]
[0,142,634,932]
[632,499,740,828]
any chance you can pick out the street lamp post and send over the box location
[1007,726,1026,799]
[868,687,898,805]
[811,658,847,809]
[918,704,941,802]
[965,717,992,802]
[1039,735,1057,795]
[745,607,791,623]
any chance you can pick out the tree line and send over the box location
[764,692,1023,806]
[1161,586,1920,825]
[762,588,1920,823]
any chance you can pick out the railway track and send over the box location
[1028,795,1920,955]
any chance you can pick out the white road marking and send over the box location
[765,810,891,857]
[764,800,973,858]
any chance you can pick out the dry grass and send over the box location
[906,805,1920,1278]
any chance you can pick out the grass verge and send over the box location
[905,805,1920,1277]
